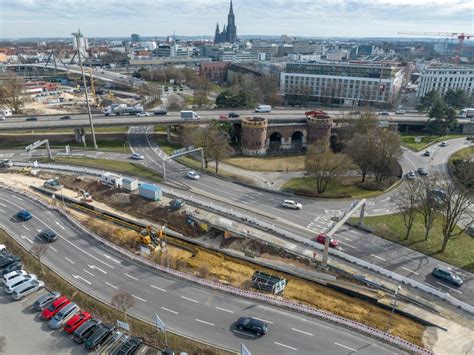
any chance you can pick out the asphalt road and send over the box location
[0,188,401,355]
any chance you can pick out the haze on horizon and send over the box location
[0,0,473,39]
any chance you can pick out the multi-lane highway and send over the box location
[0,188,401,354]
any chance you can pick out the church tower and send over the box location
[226,0,237,43]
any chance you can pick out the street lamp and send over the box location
[387,284,401,332]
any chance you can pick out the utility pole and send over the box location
[72,30,98,149]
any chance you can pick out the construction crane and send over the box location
[398,31,473,63]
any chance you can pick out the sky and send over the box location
[0,0,473,39]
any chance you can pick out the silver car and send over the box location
[12,279,44,300]
[32,291,61,311]
[4,274,37,294]
[2,269,27,284]
[48,302,79,329]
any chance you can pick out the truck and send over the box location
[255,104,272,113]
[459,108,474,119]
[104,104,143,116]
[180,111,200,120]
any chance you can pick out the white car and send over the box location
[281,200,303,210]
[131,153,145,160]
[186,171,200,180]
[12,279,44,301]
[3,269,27,284]
[4,274,37,294]
[440,141,448,147]
[136,112,150,117]
[406,171,416,180]
[395,110,406,115]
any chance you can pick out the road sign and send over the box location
[155,313,166,332]
[116,319,130,331]
[241,343,251,355]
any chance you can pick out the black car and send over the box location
[115,336,143,355]
[236,317,268,335]
[59,115,71,120]
[0,254,21,268]
[25,117,38,121]
[154,109,168,116]
[38,228,58,242]
[84,323,115,350]
[73,318,102,343]
[417,167,428,176]
[1,261,23,276]
[432,267,463,287]
[228,112,240,118]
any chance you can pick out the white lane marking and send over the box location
[140,346,148,353]
[83,269,95,277]
[371,254,386,261]
[55,221,65,230]
[334,342,358,352]
[11,195,23,201]
[0,209,5,213]
[0,202,7,207]
[215,306,234,314]
[252,317,273,324]
[291,328,313,336]
[22,225,30,231]
[274,342,297,351]
[72,274,91,285]
[402,267,419,275]
[150,285,167,292]
[181,296,199,303]
[233,330,255,338]
[373,208,389,212]
[64,257,75,264]
[105,282,118,289]
[161,307,179,315]
[195,319,214,326]
[103,254,120,263]
[88,265,107,274]
[339,241,357,249]
[131,294,147,302]
[49,246,58,252]
[25,237,33,244]
[124,273,139,281]
[436,282,463,294]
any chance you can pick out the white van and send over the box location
[255,105,272,113]
[180,111,200,120]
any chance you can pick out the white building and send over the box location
[417,65,474,98]
[280,62,405,107]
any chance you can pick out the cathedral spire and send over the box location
[229,0,234,15]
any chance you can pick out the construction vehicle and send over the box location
[139,225,162,246]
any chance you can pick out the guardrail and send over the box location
[0,183,433,354]
[10,161,474,317]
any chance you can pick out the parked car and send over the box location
[131,153,144,160]
[154,109,168,116]
[219,114,228,120]
[1,261,23,276]
[32,291,61,311]
[440,141,448,147]
[0,254,21,269]
[406,171,416,180]
[236,317,268,336]
[395,110,406,115]
[59,115,71,120]
[432,266,463,287]
[228,112,240,118]
[169,199,185,211]
[2,269,27,284]
[136,112,150,117]
[423,150,431,157]
[64,310,92,334]
[281,200,303,210]
[4,274,37,294]
[417,167,428,176]
[314,233,339,248]
[0,244,6,253]
[41,296,71,320]
[48,302,79,329]
[38,228,58,242]
[25,117,38,121]
[84,323,115,350]
[467,224,474,237]
[12,279,44,300]
[186,171,200,180]
[16,209,32,221]
[73,318,102,343]
[115,336,143,355]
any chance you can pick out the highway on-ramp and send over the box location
[0,188,400,355]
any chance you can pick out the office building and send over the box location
[417,65,474,98]
[131,34,141,43]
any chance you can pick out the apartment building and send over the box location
[417,65,474,98]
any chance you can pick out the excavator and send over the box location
[138,225,162,247]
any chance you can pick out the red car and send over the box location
[64,311,91,334]
[219,114,228,120]
[41,296,70,320]
[314,233,339,248]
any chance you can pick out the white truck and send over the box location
[459,108,474,119]
[180,111,200,120]
[255,104,272,113]
[104,104,143,116]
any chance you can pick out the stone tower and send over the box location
[241,117,268,156]
[306,115,333,149]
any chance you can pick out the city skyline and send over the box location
[1,0,473,39]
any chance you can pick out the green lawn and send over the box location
[360,214,474,272]
[449,146,474,162]
[224,155,306,172]
[400,134,466,151]
[282,176,396,199]
[39,156,161,182]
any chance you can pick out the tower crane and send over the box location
[398,31,473,63]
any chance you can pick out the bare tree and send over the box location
[166,93,184,111]
[192,75,212,108]
[0,73,24,113]
[438,184,473,252]
[31,244,48,274]
[394,183,419,240]
[111,289,135,323]
[416,180,437,240]
[305,140,350,194]
[371,128,402,187]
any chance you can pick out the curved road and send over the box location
[0,188,400,354]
